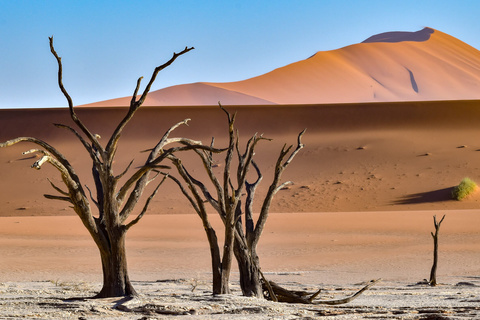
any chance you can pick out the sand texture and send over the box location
[3,102,480,216]
[1,211,479,319]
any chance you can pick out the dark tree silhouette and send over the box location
[167,106,379,303]
[0,37,219,298]
[429,214,445,286]
[167,106,305,295]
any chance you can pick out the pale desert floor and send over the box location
[0,212,480,319]
[1,102,480,318]
[1,212,480,284]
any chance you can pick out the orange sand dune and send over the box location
[208,28,480,104]
[86,82,276,107]
[82,28,480,107]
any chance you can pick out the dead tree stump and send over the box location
[429,214,445,286]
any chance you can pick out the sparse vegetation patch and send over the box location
[452,178,477,200]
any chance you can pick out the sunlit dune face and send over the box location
[81,27,480,107]
[207,28,480,104]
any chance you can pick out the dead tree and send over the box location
[429,214,445,286]
[167,106,379,303]
[165,108,246,295]
[0,37,218,298]
[166,106,305,296]
[239,128,305,298]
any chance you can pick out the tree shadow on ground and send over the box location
[393,187,453,205]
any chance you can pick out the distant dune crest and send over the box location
[82,27,480,107]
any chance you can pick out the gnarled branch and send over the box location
[53,123,99,163]
[180,163,221,212]
[116,119,197,204]
[263,279,381,305]
[105,47,194,164]
[0,137,98,235]
[115,159,135,181]
[118,143,224,223]
[125,174,167,230]
[44,194,73,203]
[164,172,202,215]
[252,129,306,248]
[47,178,69,196]
[49,36,104,159]
[85,184,100,210]
[245,160,262,245]
[1,138,82,190]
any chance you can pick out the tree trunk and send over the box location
[95,230,137,298]
[429,215,445,286]
[429,234,439,286]
[220,236,233,295]
[201,224,233,295]
[234,238,263,298]
[204,225,224,295]
[219,209,235,295]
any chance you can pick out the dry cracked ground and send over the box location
[1,275,480,319]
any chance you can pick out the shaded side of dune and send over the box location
[2,100,480,141]
[2,100,480,216]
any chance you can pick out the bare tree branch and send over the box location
[105,47,194,164]
[252,129,306,249]
[44,194,73,203]
[1,138,82,190]
[125,174,167,230]
[116,143,220,207]
[245,160,262,245]
[164,172,202,214]
[0,138,99,236]
[145,119,193,163]
[315,279,380,305]
[53,123,99,162]
[47,178,69,196]
[115,118,196,203]
[167,157,215,225]
[274,181,293,193]
[131,76,143,107]
[136,47,195,107]
[85,184,100,209]
[49,36,104,159]
[180,163,221,212]
[115,159,135,181]
[264,279,380,305]
[118,143,223,223]
[282,129,306,167]
[192,148,226,217]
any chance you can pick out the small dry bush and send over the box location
[452,177,477,200]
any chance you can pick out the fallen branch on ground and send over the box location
[263,279,381,305]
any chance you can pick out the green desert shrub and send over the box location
[452,177,477,200]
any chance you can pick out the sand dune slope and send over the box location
[209,28,480,104]
[2,101,480,216]
[85,82,276,107]
[83,27,480,106]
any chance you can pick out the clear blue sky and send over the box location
[1,0,479,108]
